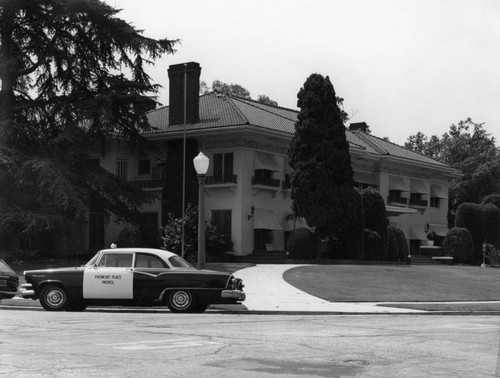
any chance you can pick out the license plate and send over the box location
[0,280,6,287]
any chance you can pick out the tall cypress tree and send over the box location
[0,0,177,248]
[288,74,362,256]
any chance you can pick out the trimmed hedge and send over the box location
[442,227,474,264]
[455,202,485,264]
[481,204,500,249]
[286,227,318,260]
[363,229,387,261]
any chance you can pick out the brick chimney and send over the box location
[349,122,368,132]
[168,62,201,126]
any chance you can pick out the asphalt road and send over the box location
[1,308,499,377]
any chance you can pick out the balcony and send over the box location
[387,196,408,205]
[206,175,237,185]
[252,176,281,187]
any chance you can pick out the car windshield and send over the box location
[85,253,100,267]
[168,255,193,268]
[0,260,14,273]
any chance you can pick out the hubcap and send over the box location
[171,291,190,309]
[46,289,65,308]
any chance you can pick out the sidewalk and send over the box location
[233,265,426,313]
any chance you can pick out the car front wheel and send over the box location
[167,289,198,313]
[39,285,69,311]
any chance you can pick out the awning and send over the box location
[385,205,417,216]
[253,209,283,230]
[354,171,378,185]
[431,184,448,199]
[283,214,313,232]
[410,179,429,194]
[255,152,280,171]
[430,224,448,237]
[389,176,409,191]
[409,225,427,240]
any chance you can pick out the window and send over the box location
[98,253,133,268]
[212,210,232,240]
[116,159,128,180]
[135,253,167,269]
[213,153,234,183]
[430,197,440,208]
[138,159,151,176]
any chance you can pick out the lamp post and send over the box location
[193,152,209,269]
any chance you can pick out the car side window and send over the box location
[135,253,168,269]
[98,253,133,268]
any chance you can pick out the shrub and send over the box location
[480,194,500,210]
[481,204,500,249]
[485,244,500,266]
[363,229,387,261]
[442,227,474,264]
[160,203,232,262]
[360,188,388,248]
[386,225,400,261]
[286,227,317,260]
[455,202,485,264]
[393,227,409,261]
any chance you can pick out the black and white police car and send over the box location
[21,247,245,313]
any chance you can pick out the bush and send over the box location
[393,227,409,261]
[481,204,500,249]
[455,202,485,264]
[363,229,387,261]
[485,244,500,266]
[360,188,388,248]
[286,227,317,260]
[480,194,500,210]
[442,227,474,264]
[386,226,400,261]
[160,203,232,262]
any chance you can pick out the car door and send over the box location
[133,253,170,303]
[83,252,134,299]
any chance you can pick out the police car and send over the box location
[20,248,245,313]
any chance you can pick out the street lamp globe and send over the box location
[193,152,209,175]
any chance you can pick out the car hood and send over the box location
[24,266,86,275]
[0,270,18,279]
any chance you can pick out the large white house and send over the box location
[91,62,460,256]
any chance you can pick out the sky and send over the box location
[106,0,500,146]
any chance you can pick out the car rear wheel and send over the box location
[39,285,69,311]
[167,289,198,313]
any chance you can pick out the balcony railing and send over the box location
[409,198,428,207]
[252,176,281,187]
[387,196,408,205]
[206,175,238,185]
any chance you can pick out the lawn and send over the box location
[283,264,500,302]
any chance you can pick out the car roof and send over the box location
[98,248,178,259]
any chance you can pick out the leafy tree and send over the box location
[360,187,388,249]
[256,95,278,107]
[405,118,499,209]
[211,80,250,98]
[0,0,176,249]
[288,73,360,256]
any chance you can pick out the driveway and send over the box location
[234,265,426,313]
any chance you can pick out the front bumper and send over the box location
[20,284,35,299]
[0,289,18,299]
[221,289,246,302]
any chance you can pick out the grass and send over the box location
[283,264,500,302]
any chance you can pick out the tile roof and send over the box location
[145,93,451,169]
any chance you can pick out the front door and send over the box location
[83,252,134,299]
